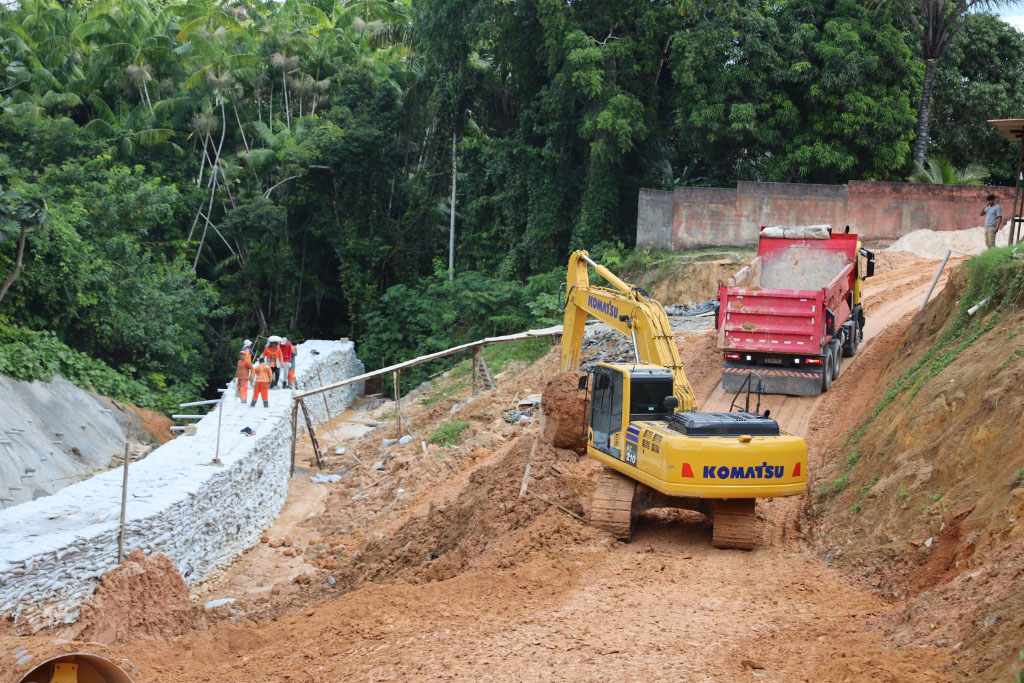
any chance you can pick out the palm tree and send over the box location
[907,155,988,184]
[885,1,1013,166]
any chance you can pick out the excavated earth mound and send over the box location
[328,431,602,589]
[540,372,588,452]
[72,550,194,643]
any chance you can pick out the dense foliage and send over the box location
[1,0,1022,405]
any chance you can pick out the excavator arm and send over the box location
[560,250,698,411]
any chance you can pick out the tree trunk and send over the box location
[283,72,291,132]
[913,58,938,167]
[0,225,28,304]
[448,130,456,281]
[141,80,153,113]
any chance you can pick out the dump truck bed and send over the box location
[717,230,860,394]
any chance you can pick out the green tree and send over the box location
[671,0,917,184]
[0,155,48,303]
[882,0,1014,166]
[929,14,1024,184]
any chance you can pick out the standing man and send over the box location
[235,350,253,403]
[263,340,283,388]
[280,337,295,389]
[241,339,254,364]
[981,193,1003,249]
[251,357,272,408]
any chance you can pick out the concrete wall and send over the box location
[0,340,364,633]
[636,181,1016,249]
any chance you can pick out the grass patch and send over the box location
[428,419,470,446]
[1013,468,1024,488]
[420,378,469,406]
[482,337,552,374]
[860,476,878,497]
[845,448,863,468]
[848,249,1024,446]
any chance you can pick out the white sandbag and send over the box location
[762,225,831,239]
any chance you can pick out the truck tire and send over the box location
[830,340,842,381]
[822,353,834,392]
[842,320,860,358]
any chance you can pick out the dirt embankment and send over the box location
[629,257,746,304]
[807,261,1024,680]
[73,550,195,643]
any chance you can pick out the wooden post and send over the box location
[393,370,401,438]
[117,443,129,564]
[472,347,478,395]
[290,399,299,476]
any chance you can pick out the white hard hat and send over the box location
[244,339,252,346]
[282,337,288,342]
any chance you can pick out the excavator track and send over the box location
[590,467,639,541]
[711,499,756,550]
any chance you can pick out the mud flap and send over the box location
[722,366,823,397]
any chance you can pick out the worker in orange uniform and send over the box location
[251,357,272,408]
[280,337,296,389]
[241,339,254,364]
[235,350,253,403]
[262,340,283,388]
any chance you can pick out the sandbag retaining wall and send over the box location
[0,339,363,633]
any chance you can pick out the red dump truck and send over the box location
[716,226,875,396]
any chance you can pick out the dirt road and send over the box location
[6,252,956,682]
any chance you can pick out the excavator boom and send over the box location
[560,250,697,411]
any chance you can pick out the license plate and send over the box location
[764,358,782,365]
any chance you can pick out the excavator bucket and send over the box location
[13,653,134,683]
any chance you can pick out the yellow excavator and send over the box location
[561,250,808,549]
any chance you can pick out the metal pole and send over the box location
[315,366,344,447]
[211,394,224,466]
[1013,140,1024,245]
[920,250,952,312]
[393,370,401,438]
[117,442,129,564]
[290,399,298,477]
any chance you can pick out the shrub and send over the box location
[428,419,470,446]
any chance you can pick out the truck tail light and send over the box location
[680,463,694,478]
[804,357,823,365]
[724,352,741,360]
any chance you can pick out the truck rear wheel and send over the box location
[842,320,860,357]
[822,353,834,392]
[830,340,842,381]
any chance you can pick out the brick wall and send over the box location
[637,180,1016,249]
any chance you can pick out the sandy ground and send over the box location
[2,252,960,682]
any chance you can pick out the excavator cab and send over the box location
[587,364,678,459]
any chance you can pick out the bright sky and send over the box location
[999,2,1024,32]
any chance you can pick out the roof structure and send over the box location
[987,118,1024,141]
